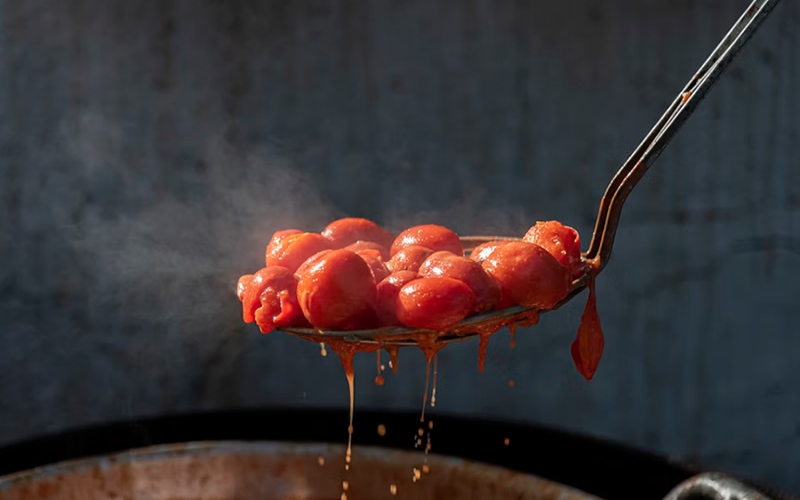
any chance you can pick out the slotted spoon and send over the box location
[278,0,781,347]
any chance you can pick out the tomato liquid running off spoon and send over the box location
[279,0,781,348]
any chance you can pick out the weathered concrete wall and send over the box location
[1,0,799,493]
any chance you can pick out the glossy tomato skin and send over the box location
[359,253,391,284]
[418,251,501,314]
[390,225,463,257]
[396,277,475,331]
[523,221,583,279]
[386,245,434,273]
[265,229,303,266]
[267,232,333,273]
[237,274,253,301]
[481,241,571,310]
[296,249,378,330]
[241,266,299,327]
[375,270,420,326]
[321,218,394,250]
[345,240,390,261]
[469,240,512,265]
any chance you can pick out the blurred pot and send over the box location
[0,409,787,500]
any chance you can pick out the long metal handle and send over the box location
[585,0,782,271]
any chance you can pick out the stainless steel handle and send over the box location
[664,473,773,500]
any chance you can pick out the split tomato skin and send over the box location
[240,266,301,330]
[321,218,394,250]
[296,249,378,330]
[345,240,390,261]
[418,251,501,314]
[469,240,512,265]
[267,232,333,273]
[386,245,434,273]
[396,277,476,331]
[265,229,303,266]
[523,221,584,279]
[481,241,571,310]
[390,224,463,257]
[375,270,420,326]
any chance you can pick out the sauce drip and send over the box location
[430,354,439,407]
[319,342,327,357]
[374,350,385,386]
[509,324,517,349]
[325,341,379,483]
[570,278,604,380]
[387,346,399,374]
[477,333,490,373]
[418,338,444,422]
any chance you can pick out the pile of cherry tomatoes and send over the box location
[237,218,585,334]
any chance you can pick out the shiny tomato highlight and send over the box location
[418,251,501,314]
[390,224,463,257]
[296,249,378,330]
[481,241,571,310]
[396,277,475,331]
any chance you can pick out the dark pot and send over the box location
[0,409,785,500]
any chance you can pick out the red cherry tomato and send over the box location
[359,253,391,284]
[267,232,333,273]
[481,241,570,310]
[418,251,501,314]
[265,229,303,266]
[375,271,420,326]
[241,266,299,326]
[321,218,394,250]
[386,245,434,273]
[237,274,253,301]
[396,277,475,331]
[296,249,378,330]
[523,221,583,279]
[345,240,390,261]
[390,225,463,257]
[469,240,512,265]
[254,277,307,334]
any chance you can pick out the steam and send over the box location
[58,110,338,340]
[50,109,535,347]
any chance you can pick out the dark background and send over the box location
[0,0,799,494]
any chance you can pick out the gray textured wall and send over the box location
[1,0,800,494]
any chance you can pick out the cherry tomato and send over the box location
[345,240,390,261]
[254,279,307,334]
[390,224,463,257]
[386,245,434,273]
[418,251,501,314]
[237,274,253,301]
[267,232,333,273]
[481,241,570,310]
[396,277,475,331]
[523,221,583,279]
[375,270,420,326]
[359,253,391,284]
[241,266,299,326]
[265,229,303,266]
[321,218,394,250]
[469,240,512,265]
[296,249,378,330]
